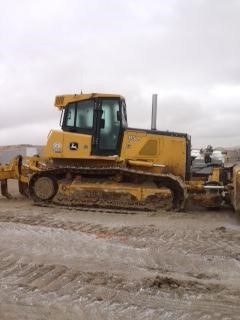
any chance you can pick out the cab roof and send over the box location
[54,93,124,110]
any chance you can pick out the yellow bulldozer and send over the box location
[0,92,240,212]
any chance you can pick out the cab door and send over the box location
[92,99,122,156]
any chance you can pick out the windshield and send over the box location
[63,100,94,131]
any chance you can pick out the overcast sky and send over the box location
[0,0,240,148]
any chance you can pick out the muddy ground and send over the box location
[0,181,240,320]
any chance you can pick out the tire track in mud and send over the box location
[0,210,239,259]
[0,248,240,320]
[0,209,240,289]
[1,199,240,319]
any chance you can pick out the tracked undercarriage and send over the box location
[28,166,187,212]
[1,155,240,213]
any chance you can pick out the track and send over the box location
[28,166,186,211]
[0,181,240,319]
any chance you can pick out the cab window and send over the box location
[63,100,94,131]
[99,99,121,151]
[76,101,94,129]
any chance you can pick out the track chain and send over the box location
[29,166,186,212]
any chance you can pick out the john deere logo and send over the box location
[69,142,78,150]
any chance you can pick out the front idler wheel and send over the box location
[29,173,58,202]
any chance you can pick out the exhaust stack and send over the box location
[151,94,158,130]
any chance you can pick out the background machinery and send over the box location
[0,92,240,212]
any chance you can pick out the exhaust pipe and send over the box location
[151,94,158,130]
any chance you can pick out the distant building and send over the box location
[225,150,240,163]
[0,146,43,164]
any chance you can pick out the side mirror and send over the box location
[67,110,72,120]
[100,119,105,129]
[117,111,121,121]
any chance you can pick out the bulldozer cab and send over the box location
[61,97,128,156]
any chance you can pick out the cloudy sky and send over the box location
[0,0,240,148]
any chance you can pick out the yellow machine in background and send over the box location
[0,92,240,212]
